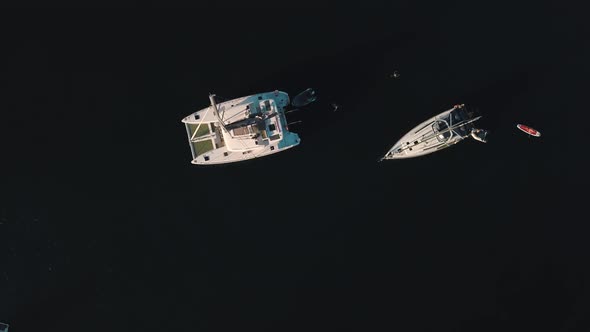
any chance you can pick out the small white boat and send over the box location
[182,91,301,165]
[381,104,488,160]
[291,88,316,107]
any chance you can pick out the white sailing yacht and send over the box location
[381,104,488,160]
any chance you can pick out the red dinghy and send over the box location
[517,124,541,137]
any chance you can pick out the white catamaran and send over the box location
[182,91,301,165]
[381,104,488,160]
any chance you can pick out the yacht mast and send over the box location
[209,94,231,136]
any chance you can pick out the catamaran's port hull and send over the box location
[191,142,299,165]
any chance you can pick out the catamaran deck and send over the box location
[182,91,300,165]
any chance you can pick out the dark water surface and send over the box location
[1,3,587,331]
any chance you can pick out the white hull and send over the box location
[182,91,300,165]
[382,105,481,160]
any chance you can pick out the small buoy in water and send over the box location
[389,70,400,79]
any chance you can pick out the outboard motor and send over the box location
[470,128,489,143]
